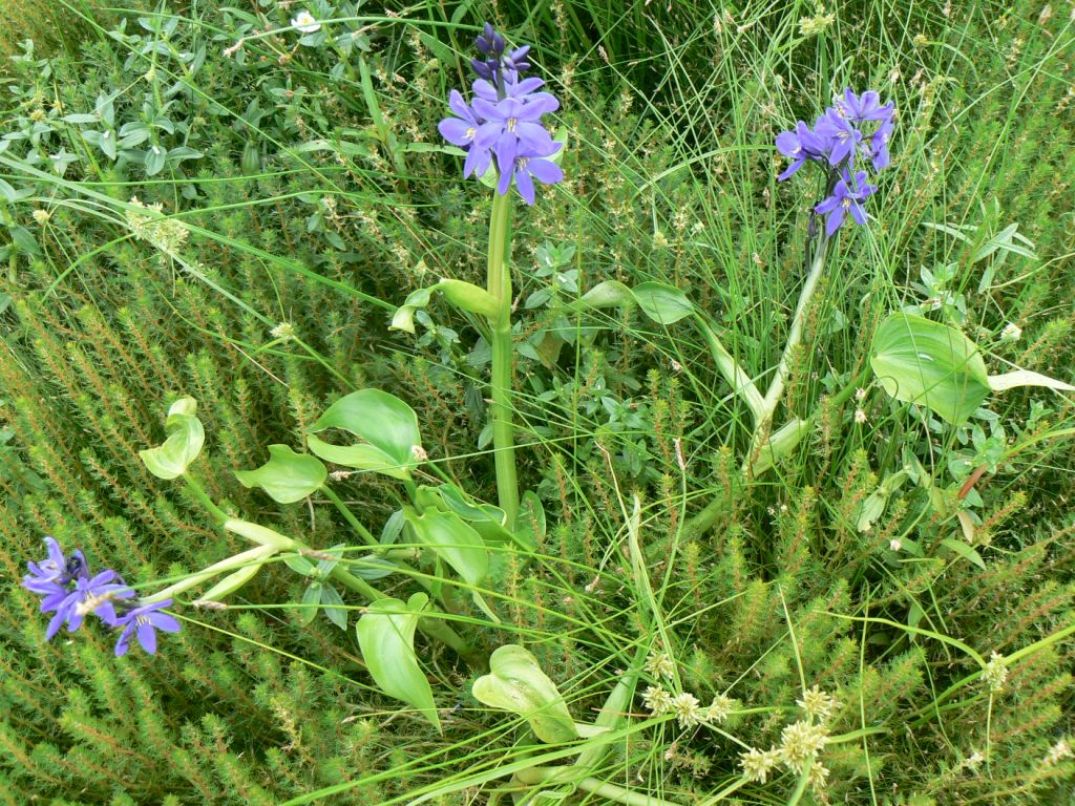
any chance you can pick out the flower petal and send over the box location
[526,158,563,185]
[514,167,536,205]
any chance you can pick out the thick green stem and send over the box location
[183,474,228,524]
[487,191,520,527]
[682,236,831,539]
[322,486,380,547]
[753,234,829,435]
[142,545,273,604]
[694,314,764,421]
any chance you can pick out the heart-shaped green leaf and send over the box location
[139,397,205,480]
[472,644,578,743]
[356,593,440,731]
[235,444,327,503]
[632,282,694,324]
[573,280,693,325]
[870,313,991,425]
[404,509,488,586]
[309,389,423,480]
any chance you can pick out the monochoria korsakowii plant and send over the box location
[395,23,564,528]
[23,537,181,656]
[683,88,895,538]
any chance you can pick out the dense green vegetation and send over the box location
[0,1,1072,803]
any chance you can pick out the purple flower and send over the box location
[439,23,562,203]
[501,143,564,205]
[775,121,828,181]
[814,110,862,166]
[113,599,181,656]
[45,570,134,640]
[836,88,894,124]
[471,22,530,88]
[23,536,87,595]
[869,116,894,170]
[474,96,558,159]
[437,90,493,178]
[814,171,877,235]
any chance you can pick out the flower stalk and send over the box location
[486,190,520,526]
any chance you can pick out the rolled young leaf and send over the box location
[235,444,327,504]
[139,397,205,479]
[356,592,440,731]
[472,644,578,743]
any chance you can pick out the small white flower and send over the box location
[291,11,321,33]
[854,408,868,424]
[855,387,868,401]
[889,539,902,552]
[32,209,51,226]
[1000,322,1022,342]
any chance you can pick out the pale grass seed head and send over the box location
[703,693,736,724]
[644,651,676,680]
[798,685,839,724]
[1043,738,1073,767]
[983,651,1009,693]
[739,747,781,783]
[671,692,702,728]
[641,684,673,716]
[778,719,829,772]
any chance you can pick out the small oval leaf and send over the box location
[356,593,440,731]
[235,444,327,503]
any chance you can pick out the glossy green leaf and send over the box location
[309,389,423,480]
[235,444,326,503]
[575,280,634,311]
[356,593,440,730]
[472,644,577,743]
[434,484,517,546]
[573,280,693,325]
[870,313,991,425]
[139,397,204,479]
[632,282,694,324]
[405,509,488,586]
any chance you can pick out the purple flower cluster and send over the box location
[22,537,180,657]
[438,23,562,205]
[776,88,895,236]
